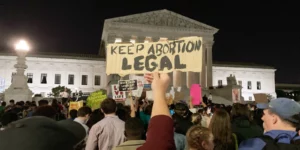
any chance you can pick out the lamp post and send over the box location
[4,40,33,102]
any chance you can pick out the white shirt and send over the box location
[60,92,69,98]
[74,117,89,135]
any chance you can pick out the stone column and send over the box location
[136,36,145,43]
[201,45,207,88]
[106,34,118,97]
[173,71,182,88]
[205,41,214,88]
[122,35,131,43]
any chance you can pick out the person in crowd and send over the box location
[0,112,18,131]
[0,101,6,118]
[0,116,86,150]
[239,98,300,149]
[252,106,264,129]
[139,104,152,125]
[137,72,176,150]
[173,102,194,134]
[172,113,193,135]
[116,103,131,122]
[113,118,145,150]
[173,116,187,150]
[231,103,263,144]
[209,109,238,150]
[0,101,6,112]
[32,105,57,119]
[85,98,126,150]
[10,102,23,119]
[38,99,49,106]
[52,99,64,120]
[61,99,69,119]
[199,107,211,128]
[191,113,202,125]
[26,103,37,117]
[9,99,15,106]
[186,126,215,150]
[60,88,69,104]
[69,109,78,120]
[203,94,208,105]
[74,106,92,135]
[86,108,104,129]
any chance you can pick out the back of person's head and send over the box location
[191,113,202,125]
[33,106,56,119]
[101,98,117,114]
[86,109,104,129]
[19,101,25,106]
[1,101,6,107]
[231,103,250,120]
[209,109,232,145]
[9,99,15,104]
[69,109,78,120]
[170,104,175,110]
[186,126,214,150]
[125,118,144,139]
[0,112,18,126]
[51,99,58,105]
[38,100,49,106]
[0,116,86,150]
[77,106,92,117]
[144,104,153,115]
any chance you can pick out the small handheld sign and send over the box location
[118,80,138,91]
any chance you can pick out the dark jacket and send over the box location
[231,116,263,144]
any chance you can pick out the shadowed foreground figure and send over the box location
[0,116,86,150]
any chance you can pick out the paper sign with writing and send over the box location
[232,88,241,103]
[112,84,126,100]
[146,91,153,101]
[106,36,203,75]
[254,93,268,103]
[129,75,144,97]
[69,101,84,112]
[190,84,202,105]
[118,80,137,91]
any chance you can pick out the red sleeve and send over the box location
[137,115,176,150]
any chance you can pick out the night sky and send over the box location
[1,0,299,83]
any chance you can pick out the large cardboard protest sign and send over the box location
[106,36,203,75]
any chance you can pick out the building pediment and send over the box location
[105,9,218,34]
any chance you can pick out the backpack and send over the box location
[259,135,300,150]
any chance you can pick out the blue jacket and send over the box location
[239,130,300,150]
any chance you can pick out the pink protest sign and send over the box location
[190,84,202,105]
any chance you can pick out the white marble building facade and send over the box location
[101,9,218,90]
[0,53,276,101]
[0,9,277,101]
[0,53,107,96]
[213,63,276,101]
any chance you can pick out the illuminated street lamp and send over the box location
[4,40,33,102]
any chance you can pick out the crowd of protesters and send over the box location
[0,73,299,150]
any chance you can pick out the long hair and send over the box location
[209,109,233,145]
[186,125,212,150]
